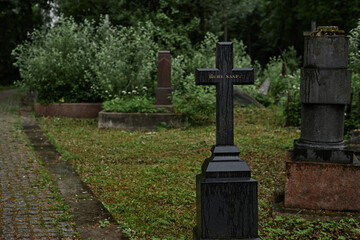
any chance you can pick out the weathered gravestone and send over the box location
[284,27,360,211]
[194,42,261,240]
[154,50,173,110]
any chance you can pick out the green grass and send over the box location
[37,106,360,240]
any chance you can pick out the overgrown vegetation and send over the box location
[12,17,158,104]
[38,107,360,240]
[347,19,360,132]
[13,14,360,131]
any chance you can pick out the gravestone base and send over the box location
[153,104,174,112]
[194,174,260,240]
[293,140,354,164]
[284,150,360,211]
[98,111,187,131]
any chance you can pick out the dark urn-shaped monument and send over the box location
[284,27,360,211]
[194,42,261,240]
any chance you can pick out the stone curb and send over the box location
[20,103,129,240]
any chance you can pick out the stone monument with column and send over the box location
[284,26,360,211]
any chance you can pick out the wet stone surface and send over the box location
[0,89,76,239]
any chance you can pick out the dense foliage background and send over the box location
[3,0,360,130]
[2,0,360,85]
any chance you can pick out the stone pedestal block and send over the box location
[300,104,345,144]
[194,175,260,240]
[301,69,352,104]
[304,37,349,68]
[194,146,260,240]
[285,150,360,211]
[293,140,354,164]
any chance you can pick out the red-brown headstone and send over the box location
[154,50,173,109]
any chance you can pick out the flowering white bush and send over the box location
[12,16,158,103]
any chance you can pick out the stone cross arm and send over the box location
[196,68,254,86]
[195,42,254,146]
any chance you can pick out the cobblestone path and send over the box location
[0,89,77,240]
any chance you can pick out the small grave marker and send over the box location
[154,50,173,110]
[194,42,261,240]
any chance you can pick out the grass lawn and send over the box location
[38,106,360,240]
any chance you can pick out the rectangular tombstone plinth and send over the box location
[194,175,260,240]
[293,141,354,164]
[285,150,360,211]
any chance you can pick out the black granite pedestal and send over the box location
[193,146,260,240]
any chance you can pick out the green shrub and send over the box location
[281,46,301,74]
[91,21,159,100]
[102,86,166,113]
[345,73,360,132]
[172,74,216,123]
[171,33,218,123]
[349,20,360,74]
[172,33,260,123]
[259,47,301,126]
[284,89,301,127]
[12,16,159,104]
[348,21,360,131]
[12,17,101,103]
[103,96,158,113]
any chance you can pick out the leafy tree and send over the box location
[54,0,202,56]
[0,0,51,85]
[256,0,360,65]
[199,0,259,41]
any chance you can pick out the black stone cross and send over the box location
[196,42,254,146]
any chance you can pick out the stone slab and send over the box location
[98,111,187,131]
[258,77,270,96]
[35,103,103,118]
[234,87,263,108]
[284,151,360,211]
